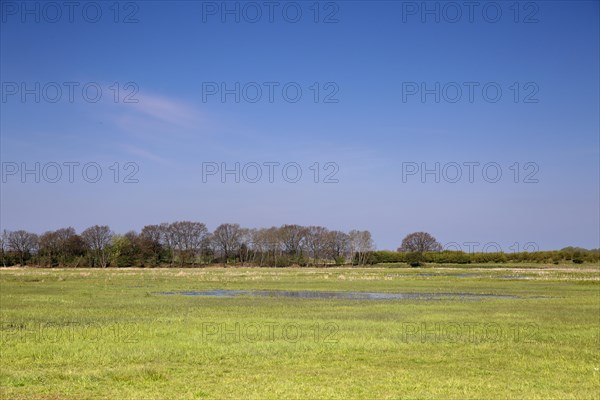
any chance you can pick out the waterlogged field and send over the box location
[1,265,598,399]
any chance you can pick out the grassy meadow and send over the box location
[1,264,598,399]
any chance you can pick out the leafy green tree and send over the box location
[110,235,135,267]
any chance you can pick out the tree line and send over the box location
[0,226,597,268]
[370,249,599,265]
[0,223,374,268]
[390,232,599,265]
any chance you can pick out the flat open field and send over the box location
[1,265,598,399]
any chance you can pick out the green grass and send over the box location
[1,265,599,399]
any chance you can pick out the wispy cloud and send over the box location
[119,144,172,166]
[126,93,204,130]
[105,92,212,165]
[109,92,208,139]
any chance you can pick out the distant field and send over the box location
[1,266,598,399]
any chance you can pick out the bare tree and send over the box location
[169,221,209,266]
[248,227,282,267]
[212,223,243,264]
[305,226,329,265]
[398,232,442,253]
[158,223,177,267]
[279,224,307,256]
[140,224,163,266]
[39,230,59,265]
[238,228,253,265]
[57,228,83,265]
[55,227,76,243]
[349,230,375,265]
[326,230,350,264]
[7,230,38,265]
[250,228,267,266]
[265,226,284,266]
[38,227,77,266]
[81,225,113,268]
[1,230,8,267]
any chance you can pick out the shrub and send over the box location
[405,252,423,267]
[334,256,346,265]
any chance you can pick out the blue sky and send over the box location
[1,0,599,251]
